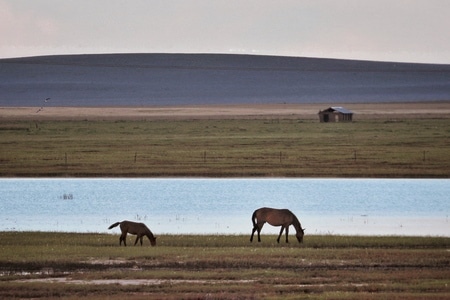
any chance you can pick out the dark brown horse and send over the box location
[250,207,305,243]
[108,220,157,246]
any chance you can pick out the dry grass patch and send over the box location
[0,232,449,299]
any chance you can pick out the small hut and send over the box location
[318,107,353,123]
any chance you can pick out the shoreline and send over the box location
[1,101,450,121]
[2,216,447,237]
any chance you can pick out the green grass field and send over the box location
[1,118,449,177]
[0,232,449,299]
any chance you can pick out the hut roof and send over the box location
[321,107,353,114]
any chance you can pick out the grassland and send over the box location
[0,232,449,299]
[1,116,449,177]
[1,104,449,298]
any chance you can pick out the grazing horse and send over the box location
[108,220,157,246]
[250,207,305,243]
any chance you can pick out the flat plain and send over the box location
[1,102,449,177]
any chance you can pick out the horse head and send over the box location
[296,228,305,243]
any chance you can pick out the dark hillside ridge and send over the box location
[1,53,449,106]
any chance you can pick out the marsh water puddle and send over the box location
[17,278,256,286]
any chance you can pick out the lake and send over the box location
[0,178,448,237]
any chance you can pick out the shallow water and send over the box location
[0,178,448,236]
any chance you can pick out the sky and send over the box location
[1,0,449,64]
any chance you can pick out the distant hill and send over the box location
[1,53,449,106]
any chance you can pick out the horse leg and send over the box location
[277,226,285,243]
[285,226,289,243]
[140,236,143,246]
[250,224,258,242]
[134,235,140,246]
[120,232,127,246]
[257,223,264,242]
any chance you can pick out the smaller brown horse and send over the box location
[250,207,305,243]
[108,220,157,246]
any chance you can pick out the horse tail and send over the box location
[108,222,121,230]
[251,210,257,226]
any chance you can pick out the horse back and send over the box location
[120,221,148,235]
[256,207,294,226]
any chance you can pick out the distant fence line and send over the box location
[57,149,437,167]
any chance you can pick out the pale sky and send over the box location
[1,0,449,63]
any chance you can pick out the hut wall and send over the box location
[337,113,353,122]
[318,113,330,122]
[319,112,352,122]
[319,112,337,122]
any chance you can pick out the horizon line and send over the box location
[2,51,449,66]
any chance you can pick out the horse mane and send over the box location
[291,213,303,231]
[144,225,156,240]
